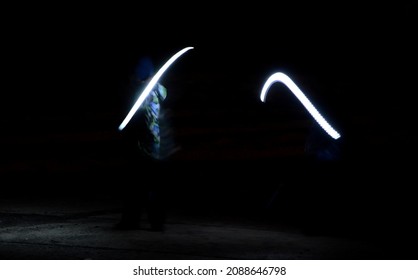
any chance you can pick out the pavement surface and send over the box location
[1,174,417,261]
[0,195,388,260]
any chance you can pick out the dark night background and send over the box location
[1,3,417,259]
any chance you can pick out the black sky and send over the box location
[2,3,415,138]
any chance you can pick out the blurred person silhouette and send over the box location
[115,55,178,231]
[300,109,348,235]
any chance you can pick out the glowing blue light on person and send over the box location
[118,46,194,131]
[260,72,341,140]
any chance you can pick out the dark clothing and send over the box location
[118,181,166,231]
[115,148,168,231]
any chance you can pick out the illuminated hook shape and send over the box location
[118,46,194,131]
[260,72,341,140]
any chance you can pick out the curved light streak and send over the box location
[118,46,194,131]
[260,72,341,140]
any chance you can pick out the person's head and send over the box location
[134,56,154,82]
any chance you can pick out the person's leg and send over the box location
[115,190,146,229]
[147,186,166,231]
[115,162,148,230]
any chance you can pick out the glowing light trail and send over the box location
[260,72,341,139]
[118,46,194,131]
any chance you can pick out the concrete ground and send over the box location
[0,189,414,260]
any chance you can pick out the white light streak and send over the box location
[118,46,194,131]
[260,72,341,139]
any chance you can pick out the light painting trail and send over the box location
[118,46,194,131]
[260,72,341,140]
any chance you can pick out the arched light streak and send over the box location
[118,46,194,131]
[260,72,341,140]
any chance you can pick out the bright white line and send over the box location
[118,46,194,131]
[260,72,341,139]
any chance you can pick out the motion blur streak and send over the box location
[260,72,341,139]
[119,46,194,131]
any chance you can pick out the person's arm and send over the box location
[157,84,167,102]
